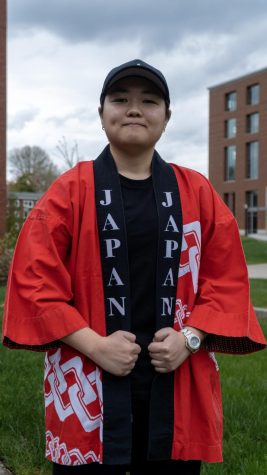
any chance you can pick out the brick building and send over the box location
[0,0,7,237]
[7,191,42,224]
[209,68,267,234]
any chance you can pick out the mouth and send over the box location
[122,122,146,127]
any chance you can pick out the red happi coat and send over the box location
[3,150,266,466]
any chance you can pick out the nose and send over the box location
[127,109,142,117]
[126,100,143,117]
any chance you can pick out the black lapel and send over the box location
[152,151,183,331]
[94,145,132,464]
[93,146,183,463]
[148,151,183,460]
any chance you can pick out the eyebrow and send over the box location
[108,87,161,96]
[108,87,128,94]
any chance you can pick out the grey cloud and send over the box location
[163,13,267,104]
[46,108,97,127]
[9,0,267,50]
[8,107,39,130]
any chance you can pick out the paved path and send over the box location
[247,263,267,318]
[0,462,12,475]
[247,263,267,278]
[248,233,267,241]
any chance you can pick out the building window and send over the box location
[224,192,236,215]
[224,145,236,181]
[245,190,258,233]
[225,118,237,138]
[247,84,260,105]
[246,112,259,133]
[246,141,259,179]
[225,91,237,111]
[246,190,258,208]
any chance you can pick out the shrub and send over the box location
[0,228,18,285]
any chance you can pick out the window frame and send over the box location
[225,91,237,111]
[246,141,259,179]
[225,117,237,138]
[246,112,259,134]
[224,145,236,181]
[224,192,236,215]
[247,83,260,105]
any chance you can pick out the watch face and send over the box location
[189,335,200,349]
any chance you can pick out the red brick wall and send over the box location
[209,68,267,232]
[0,0,6,237]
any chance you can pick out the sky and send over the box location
[7,0,267,176]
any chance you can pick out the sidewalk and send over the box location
[247,263,267,278]
[0,462,12,475]
[247,263,267,318]
[247,233,267,241]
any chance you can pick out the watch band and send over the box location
[181,328,201,353]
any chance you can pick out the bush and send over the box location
[0,229,18,285]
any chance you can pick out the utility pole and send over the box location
[0,0,7,237]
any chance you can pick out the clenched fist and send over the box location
[148,327,190,373]
[92,330,141,377]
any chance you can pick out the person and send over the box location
[2,59,266,475]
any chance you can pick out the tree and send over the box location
[9,174,38,192]
[8,145,60,192]
[56,136,82,170]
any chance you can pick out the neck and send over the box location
[109,144,154,179]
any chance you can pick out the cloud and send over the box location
[8,107,39,131]
[7,1,267,179]
[9,0,267,49]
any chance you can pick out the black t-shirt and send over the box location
[119,174,158,400]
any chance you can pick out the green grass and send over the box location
[202,321,267,475]
[0,288,266,474]
[241,237,267,264]
[0,286,5,302]
[0,287,51,475]
[250,279,267,308]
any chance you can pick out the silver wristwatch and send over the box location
[181,328,201,353]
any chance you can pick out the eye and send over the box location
[111,97,127,103]
[143,98,158,104]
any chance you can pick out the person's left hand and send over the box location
[148,327,190,373]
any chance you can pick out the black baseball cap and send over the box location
[100,59,170,107]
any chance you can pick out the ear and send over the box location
[164,108,172,129]
[98,106,104,128]
[98,105,103,118]
[166,108,172,122]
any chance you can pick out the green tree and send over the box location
[9,173,37,192]
[8,145,59,192]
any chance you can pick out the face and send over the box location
[99,77,171,154]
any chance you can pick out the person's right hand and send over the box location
[91,330,141,377]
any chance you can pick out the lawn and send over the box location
[250,279,267,308]
[241,237,267,264]
[202,322,267,475]
[241,237,267,307]
[0,288,266,475]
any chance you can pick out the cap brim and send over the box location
[106,67,167,97]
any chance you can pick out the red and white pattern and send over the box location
[45,349,103,436]
[46,430,100,465]
[208,352,219,372]
[174,298,190,329]
[179,220,201,294]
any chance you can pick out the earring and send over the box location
[102,126,105,130]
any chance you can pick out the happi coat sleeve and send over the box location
[2,161,106,350]
[172,165,266,353]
